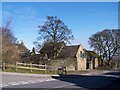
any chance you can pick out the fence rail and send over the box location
[0,62,68,75]
[0,62,47,72]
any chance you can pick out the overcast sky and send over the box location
[2,2,118,51]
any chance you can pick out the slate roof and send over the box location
[39,42,65,59]
[39,42,99,59]
[85,50,99,58]
[39,41,80,59]
[57,45,80,58]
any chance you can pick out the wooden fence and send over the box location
[0,62,47,72]
[0,62,69,75]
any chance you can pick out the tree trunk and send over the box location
[107,60,110,66]
[53,30,57,59]
[100,59,103,66]
[108,50,111,66]
[53,39,57,59]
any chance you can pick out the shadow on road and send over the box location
[104,71,120,76]
[52,71,120,90]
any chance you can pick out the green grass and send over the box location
[1,68,58,75]
[66,70,89,75]
[3,66,118,75]
[1,67,90,75]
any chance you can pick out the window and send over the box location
[80,51,82,58]
[83,53,86,58]
[80,52,86,58]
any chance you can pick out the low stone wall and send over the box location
[45,58,76,71]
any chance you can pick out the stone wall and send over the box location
[94,58,99,68]
[46,58,76,71]
[76,45,87,70]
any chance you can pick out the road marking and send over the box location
[2,84,9,87]
[21,81,30,84]
[29,81,37,84]
[25,80,34,83]
[1,78,57,87]
[11,83,20,85]
[54,84,76,88]
[0,84,3,87]
[8,82,21,85]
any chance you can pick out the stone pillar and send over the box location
[95,58,98,68]
[90,61,93,69]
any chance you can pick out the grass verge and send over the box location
[1,68,90,75]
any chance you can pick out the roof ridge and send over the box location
[15,43,29,51]
[66,45,80,47]
[21,44,29,50]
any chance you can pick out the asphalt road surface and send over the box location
[1,70,120,90]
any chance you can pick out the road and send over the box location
[1,70,120,90]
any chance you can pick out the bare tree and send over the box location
[88,29,120,66]
[34,16,74,58]
[1,19,18,64]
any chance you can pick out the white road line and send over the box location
[29,81,37,84]
[2,84,9,87]
[11,83,21,85]
[1,78,57,87]
[21,81,30,84]
[54,84,76,88]
[8,82,21,85]
[0,84,2,86]
[25,80,34,83]
[45,79,56,82]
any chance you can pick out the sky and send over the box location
[2,2,118,51]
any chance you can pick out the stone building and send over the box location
[39,42,99,71]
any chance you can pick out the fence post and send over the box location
[3,63,5,71]
[45,64,46,74]
[16,62,18,72]
[30,63,32,73]
[54,65,56,74]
